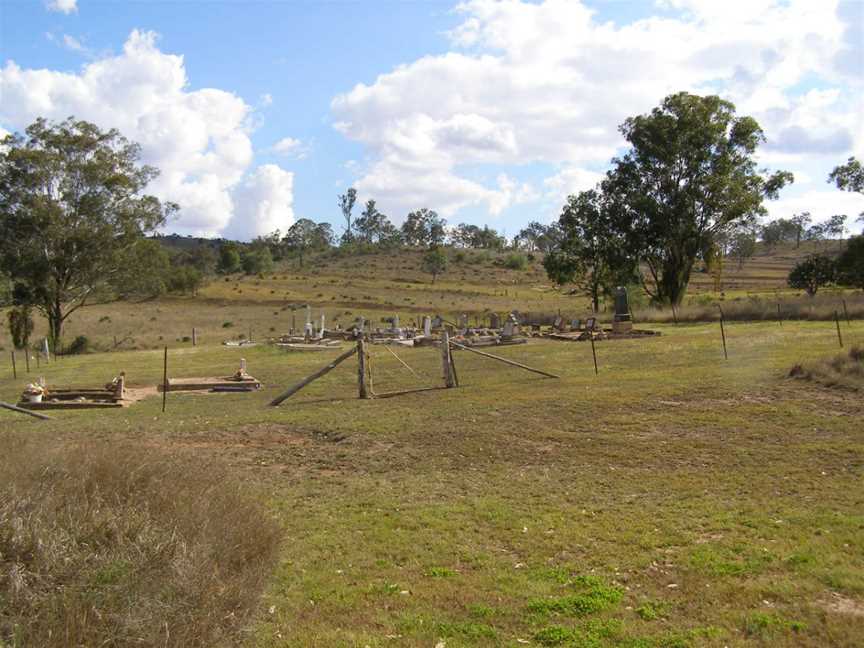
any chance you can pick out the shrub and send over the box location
[7,305,34,349]
[0,434,281,648]
[66,335,90,354]
[503,253,528,270]
[788,254,836,296]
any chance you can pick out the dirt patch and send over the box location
[122,385,159,405]
[822,592,864,617]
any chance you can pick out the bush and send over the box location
[503,253,528,270]
[788,254,836,296]
[0,434,281,647]
[7,305,34,349]
[66,335,90,355]
[241,248,274,275]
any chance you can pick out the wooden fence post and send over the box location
[441,331,456,388]
[269,346,358,406]
[192,327,197,346]
[777,302,782,326]
[358,338,371,399]
[835,311,843,348]
[841,299,850,327]
[162,346,168,413]
[717,305,728,360]
[24,345,30,373]
[589,332,599,375]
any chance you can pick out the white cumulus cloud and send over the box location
[224,164,295,239]
[271,136,307,158]
[332,0,862,219]
[0,30,294,239]
[46,0,77,14]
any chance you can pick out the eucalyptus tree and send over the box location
[0,117,175,347]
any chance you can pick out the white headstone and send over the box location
[423,316,431,336]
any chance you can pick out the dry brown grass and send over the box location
[789,346,864,391]
[0,433,281,648]
[634,291,864,323]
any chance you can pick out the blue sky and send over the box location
[1,0,862,239]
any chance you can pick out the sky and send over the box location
[1,0,863,240]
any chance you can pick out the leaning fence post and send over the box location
[24,345,30,373]
[841,300,850,327]
[777,302,782,327]
[834,311,843,348]
[11,350,17,379]
[589,331,599,375]
[717,305,728,360]
[441,331,456,388]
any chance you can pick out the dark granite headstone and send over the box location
[613,286,631,322]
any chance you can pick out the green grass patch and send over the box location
[528,575,623,617]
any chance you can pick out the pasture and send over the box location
[2,316,862,647]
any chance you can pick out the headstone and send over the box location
[502,314,519,338]
[490,313,501,329]
[431,314,443,329]
[553,315,564,330]
[586,317,596,330]
[305,304,312,326]
[571,318,582,330]
[457,313,469,330]
[613,286,631,322]
[392,314,400,329]
[423,316,432,336]
[320,314,326,334]
[612,286,633,333]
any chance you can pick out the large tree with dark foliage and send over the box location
[836,235,864,290]
[0,117,175,347]
[543,189,635,312]
[602,92,792,305]
[788,254,836,296]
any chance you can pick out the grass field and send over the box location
[2,316,862,646]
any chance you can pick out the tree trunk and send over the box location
[659,254,696,306]
[590,279,600,313]
[48,305,63,355]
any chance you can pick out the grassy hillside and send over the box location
[1,241,858,354]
